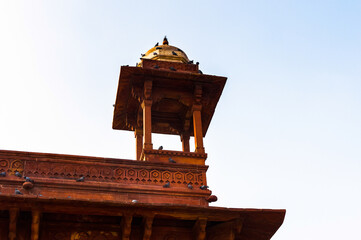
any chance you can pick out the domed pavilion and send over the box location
[0,37,285,240]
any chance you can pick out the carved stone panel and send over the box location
[24,159,205,188]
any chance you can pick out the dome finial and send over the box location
[163,36,169,45]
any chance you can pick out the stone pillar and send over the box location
[142,80,153,150]
[135,128,143,160]
[31,210,41,240]
[193,85,204,153]
[8,208,19,240]
[193,104,204,153]
[142,99,153,150]
[181,132,190,152]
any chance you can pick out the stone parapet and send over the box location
[0,150,210,206]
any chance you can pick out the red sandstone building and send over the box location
[0,38,285,239]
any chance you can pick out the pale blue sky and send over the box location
[1,1,361,239]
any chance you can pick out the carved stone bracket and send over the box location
[206,217,244,240]
[193,84,202,105]
[142,215,154,240]
[131,85,143,103]
[233,217,244,240]
[121,214,133,240]
[193,217,207,240]
[144,80,153,100]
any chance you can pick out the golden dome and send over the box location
[139,37,190,64]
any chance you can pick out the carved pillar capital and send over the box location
[141,99,153,108]
[134,128,143,136]
[192,103,202,112]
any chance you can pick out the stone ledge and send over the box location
[141,149,207,165]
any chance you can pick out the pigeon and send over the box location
[153,52,158,55]
[172,51,178,56]
[113,104,115,107]
[76,176,85,182]
[177,48,183,52]
[155,42,159,47]
[0,172,6,177]
[169,67,176,71]
[15,189,22,195]
[198,70,203,74]
[156,47,162,50]
[163,182,170,188]
[187,183,193,189]
[132,199,138,203]
[169,157,176,163]
[200,185,209,190]
[188,60,194,64]
[158,146,163,150]
[14,171,22,178]
[154,65,159,69]
[141,53,145,57]
[24,176,34,183]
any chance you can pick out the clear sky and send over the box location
[1,1,360,239]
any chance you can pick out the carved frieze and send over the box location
[0,158,23,175]
[22,158,205,188]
